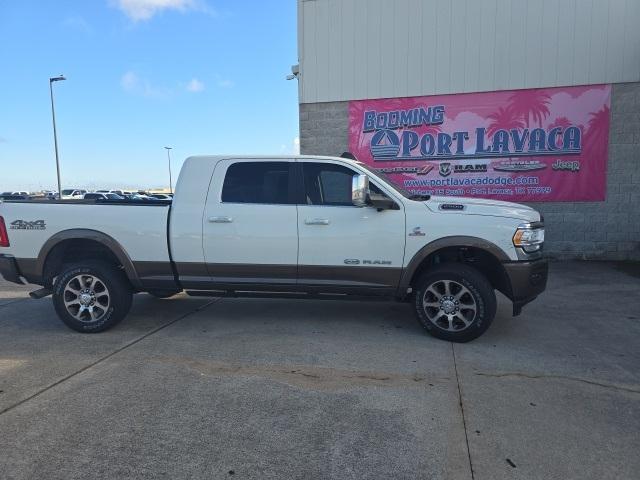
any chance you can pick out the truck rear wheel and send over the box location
[52,262,133,333]
[413,263,496,343]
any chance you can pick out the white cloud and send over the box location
[214,74,234,88]
[280,137,301,155]
[111,0,214,22]
[186,78,205,93]
[217,79,234,88]
[120,71,139,91]
[62,15,92,33]
[120,71,170,98]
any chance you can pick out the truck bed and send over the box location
[0,200,172,284]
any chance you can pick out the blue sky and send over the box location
[0,0,299,191]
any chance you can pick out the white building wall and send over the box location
[298,0,640,104]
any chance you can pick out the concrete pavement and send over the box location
[0,262,638,479]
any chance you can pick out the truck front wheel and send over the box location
[413,263,497,343]
[52,262,133,333]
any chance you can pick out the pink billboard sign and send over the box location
[348,85,611,202]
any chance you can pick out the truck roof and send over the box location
[185,154,360,166]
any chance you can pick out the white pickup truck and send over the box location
[0,155,547,342]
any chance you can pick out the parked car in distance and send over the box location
[42,191,58,199]
[96,190,133,196]
[60,189,87,200]
[2,191,29,196]
[149,194,172,200]
[0,155,548,342]
[83,193,124,201]
[122,194,144,201]
[120,193,164,201]
[0,193,30,201]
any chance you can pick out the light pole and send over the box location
[164,147,173,194]
[49,75,66,198]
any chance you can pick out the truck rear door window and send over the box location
[221,162,293,204]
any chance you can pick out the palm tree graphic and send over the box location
[548,116,572,129]
[584,105,610,159]
[508,90,552,127]
[486,106,525,138]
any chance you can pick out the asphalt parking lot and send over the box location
[0,261,638,480]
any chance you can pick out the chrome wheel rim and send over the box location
[63,274,111,323]
[422,279,477,332]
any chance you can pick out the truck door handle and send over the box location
[208,216,233,223]
[305,218,330,225]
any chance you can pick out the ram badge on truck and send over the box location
[0,155,548,342]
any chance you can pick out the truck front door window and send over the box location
[222,162,293,204]
[302,163,385,206]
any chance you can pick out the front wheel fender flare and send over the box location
[398,235,511,295]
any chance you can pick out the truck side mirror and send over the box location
[351,174,370,207]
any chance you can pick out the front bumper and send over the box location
[502,258,548,315]
[0,255,25,285]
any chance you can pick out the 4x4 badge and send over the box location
[409,227,425,237]
[10,220,46,230]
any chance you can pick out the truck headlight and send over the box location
[513,224,545,253]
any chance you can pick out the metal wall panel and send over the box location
[298,0,640,103]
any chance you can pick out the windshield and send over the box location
[61,189,75,195]
[354,162,428,200]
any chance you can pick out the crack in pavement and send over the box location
[474,371,640,394]
[452,343,475,480]
[0,298,29,308]
[0,298,222,416]
[0,298,31,325]
[151,355,448,391]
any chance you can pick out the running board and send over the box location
[185,290,393,302]
[29,288,52,299]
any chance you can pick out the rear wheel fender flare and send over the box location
[37,229,142,289]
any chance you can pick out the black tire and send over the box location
[413,263,497,343]
[52,262,133,333]
[147,290,180,299]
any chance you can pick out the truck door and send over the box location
[296,160,405,293]
[203,159,298,287]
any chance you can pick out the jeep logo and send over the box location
[552,159,580,171]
